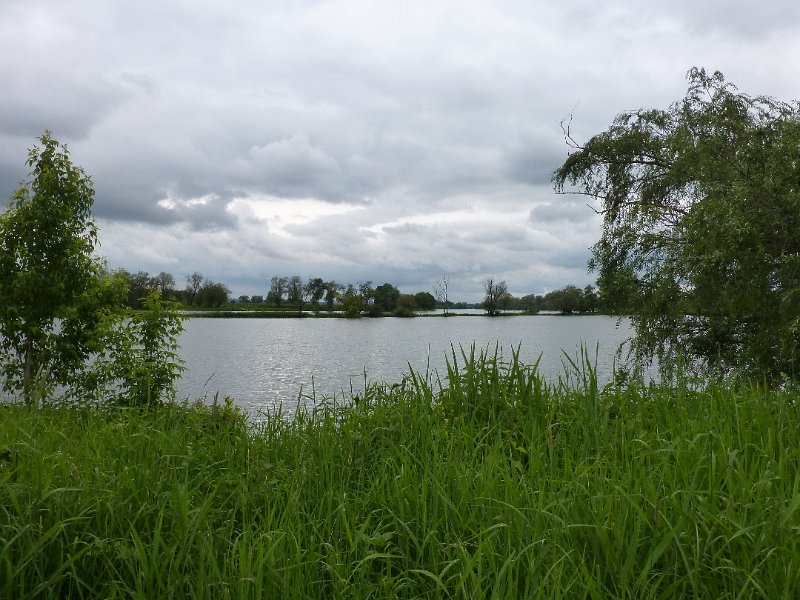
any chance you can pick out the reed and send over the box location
[1,350,799,598]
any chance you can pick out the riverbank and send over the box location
[2,352,798,598]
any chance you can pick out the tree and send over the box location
[373,283,400,313]
[0,132,105,401]
[433,274,450,315]
[543,285,582,315]
[197,281,230,307]
[287,275,303,307]
[358,281,374,305]
[414,291,437,311]
[0,132,183,404]
[323,281,341,311]
[483,277,509,316]
[305,278,326,307]
[581,285,598,313]
[82,291,184,407]
[517,293,542,313]
[394,294,417,317]
[117,269,153,309]
[553,68,800,380]
[152,271,176,298]
[341,284,364,318]
[185,272,204,306]
[267,276,288,307]
[250,295,264,304]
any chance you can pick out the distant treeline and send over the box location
[116,269,609,316]
[512,285,600,314]
[115,270,437,316]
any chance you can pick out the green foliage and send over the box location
[3,353,800,597]
[393,293,416,317]
[413,291,437,311]
[554,68,800,381]
[373,283,400,313]
[78,291,185,406]
[196,280,230,307]
[305,277,326,307]
[538,285,598,314]
[267,276,288,306]
[0,133,185,406]
[341,284,365,318]
[0,132,105,402]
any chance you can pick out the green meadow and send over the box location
[2,349,799,598]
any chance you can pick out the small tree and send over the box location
[0,133,184,405]
[0,132,104,402]
[79,291,184,406]
[342,284,364,318]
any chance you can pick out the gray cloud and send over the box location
[1,0,798,300]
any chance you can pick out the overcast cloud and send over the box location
[1,0,798,300]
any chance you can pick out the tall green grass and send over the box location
[2,349,799,598]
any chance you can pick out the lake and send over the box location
[176,313,634,415]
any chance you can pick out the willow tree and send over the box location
[554,68,800,381]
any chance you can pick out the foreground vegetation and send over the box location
[2,350,799,598]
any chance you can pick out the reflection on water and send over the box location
[176,315,633,415]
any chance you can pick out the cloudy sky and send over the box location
[1,0,798,301]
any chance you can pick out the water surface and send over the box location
[176,314,633,415]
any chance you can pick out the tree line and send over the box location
[115,270,230,309]
[261,277,437,317]
[115,267,608,317]
[113,270,440,317]
[479,278,601,315]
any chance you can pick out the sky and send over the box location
[1,0,798,301]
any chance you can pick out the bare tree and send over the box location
[433,273,450,315]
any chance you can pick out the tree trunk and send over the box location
[23,333,33,405]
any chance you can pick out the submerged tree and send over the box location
[554,68,800,381]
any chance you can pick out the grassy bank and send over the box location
[2,351,799,598]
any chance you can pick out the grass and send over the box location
[1,348,799,598]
